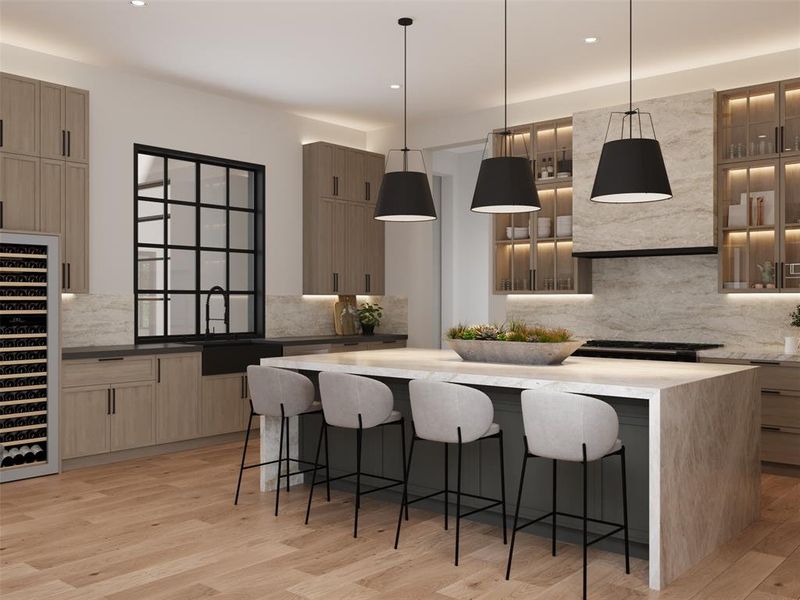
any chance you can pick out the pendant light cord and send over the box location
[404,21,408,153]
[629,0,633,138]
[504,0,507,134]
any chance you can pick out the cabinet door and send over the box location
[64,87,89,163]
[364,208,385,294]
[365,154,384,204]
[780,78,800,156]
[318,144,346,197]
[156,353,201,443]
[39,82,65,160]
[781,157,800,291]
[110,382,156,451]
[346,150,365,201]
[0,73,39,156]
[0,152,38,231]
[344,202,367,293]
[39,158,64,236]
[315,198,336,294]
[64,161,88,292]
[201,373,245,436]
[61,385,109,459]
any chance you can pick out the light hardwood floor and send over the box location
[1,440,798,600]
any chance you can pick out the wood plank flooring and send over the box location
[1,440,798,599]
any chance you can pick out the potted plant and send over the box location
[787,305,800,355]
[445,320,584,366]
[357,302,383,336]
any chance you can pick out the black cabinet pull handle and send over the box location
[157,358,161,383]
[112,388,116,415]
[762,389,782,395]
[365,273,370,293]
[780,125,785,152]
[761,426,781,432]
[107,389,111,415]
[333,272,339,293]
[61,130,66,156]
[66,262,71,289]
[0,118,3,147]
[67,130,71,157]
[0,201,4,228]
[366,181,370,201]
[98,357,124,362]
[333,175,338,196]
[750,360,780,365]
[61,263,65,287]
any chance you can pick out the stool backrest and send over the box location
[319,371,394,429]
[520,390,618,462]
[246,365,315,418]
[409,380,494,444]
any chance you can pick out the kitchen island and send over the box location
[259,348,760,590]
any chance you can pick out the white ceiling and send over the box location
[1,0,798,131]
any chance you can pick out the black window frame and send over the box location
[133,144,265,343]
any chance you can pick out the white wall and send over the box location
[369,49,800,344]
[0,43,367,298]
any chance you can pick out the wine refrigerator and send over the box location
[0,231,60,483]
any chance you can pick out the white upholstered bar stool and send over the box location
[506,390,630,600]
[395,380,507,566]
[305,371,407,538]
[234,366,329,516]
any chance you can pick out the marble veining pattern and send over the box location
[62,294,134,347]
[507,254,800,353]
[572,90,715,254]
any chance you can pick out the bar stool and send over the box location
[234,366,330,516]
[506,390,630,600]
[305,371,407,538]
[395,380,507,566]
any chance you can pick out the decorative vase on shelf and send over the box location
[785,336,800,355]
[361,323,375,336]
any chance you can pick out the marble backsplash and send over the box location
[506,254,799,352]
[61,294,408,347]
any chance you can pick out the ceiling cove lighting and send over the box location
[130,0,146,6]
[584,36,599,44]
[374,17,437,222]
[471,0,539,215]
[590,0,672,204]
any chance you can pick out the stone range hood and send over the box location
[572,89,717,258]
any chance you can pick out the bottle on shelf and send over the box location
[31,444,45,461]
[1,448,13,467]
[547,157,554,178]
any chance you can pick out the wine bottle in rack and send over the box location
[1,448,13,467]
[8,447,25,465]
[31,444,46,461]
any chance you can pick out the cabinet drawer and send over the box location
[757,365,800,392]
[761,427,800,465]
[364,340,406,351]
[283,344,333,356]
[63,356,156,388]
[761,391,800,429]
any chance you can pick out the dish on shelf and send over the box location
[556,216,573,237]
[723,281,749,289]
[505,226,529,240]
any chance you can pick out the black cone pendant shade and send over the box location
[471,0,540,214]
[590,0,671,204]
[374,17,437,222]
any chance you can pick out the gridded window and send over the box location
[134,145,264,342]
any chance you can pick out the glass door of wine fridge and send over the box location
[0,231,60,483]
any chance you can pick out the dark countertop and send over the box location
[63,343,201,360]
[263,333,408,346]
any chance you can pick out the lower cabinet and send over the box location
[201,372,248,437]
[61,382,155,459]
[156,353,200,444]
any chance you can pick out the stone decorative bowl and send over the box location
[447,339,585,366]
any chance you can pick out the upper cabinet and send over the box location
[303,142,385,295]
[492,118,591,295]
[0,72,90,293]
[0,73,39,156]
[717,78,800,293]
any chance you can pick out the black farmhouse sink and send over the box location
[189,339,282,375]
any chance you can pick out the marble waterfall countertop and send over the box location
[260,347,761,590]
[260,347,757,399]
[697,347,800,365]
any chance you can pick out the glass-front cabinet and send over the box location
[492,117,590,294]
[717,78,800,293]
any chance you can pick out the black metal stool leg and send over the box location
[354,414,363,538]
[284,416,291,492]
[455,427,463,566]
[582,443,588,600]
[621,446,631,574]
[394,432,416,549]
[323,420,331,502]
[234,410,254,505]
[444,442,449,530]
[274,406,286,517]
[552,458,557,556]
[505,437,529,580]
[304,416,326,524]
[399,418,409,520]
[498,431,507,544]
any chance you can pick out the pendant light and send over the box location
[374,17,437,222]
[471,0,539,214]
[590,0,672,203]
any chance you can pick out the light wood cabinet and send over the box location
[201,372,247,437]
[64,88,89,163]
[0,73,39,156]
[110,382,156,452]
[303,142,386,295]
[40,158,64,240]
[40,82,66,160]
[63,355,155,388]
[0,152,38,231]
[62,385,110,460]
[64,161,88,293]
[156,353,201,444]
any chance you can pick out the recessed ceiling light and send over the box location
[584,36,598,44]
[389,84,401,90]
[130,0,146,6]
